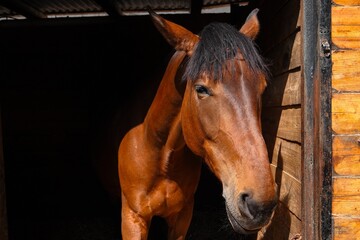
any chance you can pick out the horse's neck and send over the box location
[143,51,187,149]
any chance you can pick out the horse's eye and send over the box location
[195,85,211,98]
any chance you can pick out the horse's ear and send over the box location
[240,8,260,40]
[149,10,199,55]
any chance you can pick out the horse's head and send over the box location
[150,9,277,234]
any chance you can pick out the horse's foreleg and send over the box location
[121,194,150,240]
[166,200,194,240]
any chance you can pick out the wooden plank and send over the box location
[332,38,360,49]
[333,177,360,198]
[332,6,360,26]
[332,93,360,134]
[333,50,360,91]
[262,107,301,143]
[333,25,360,39]
[333,136,360,176]
[332,25,360,49]
[302,1,333,238]
[270,165,301,218]
[0,109,8,240]
[263,70,301,107]
[269,137,301,181]
[265,30,301,76]
[333,218,360,240]
[333,200,360,217]
[333,0,360,6]
[332,177,360,216]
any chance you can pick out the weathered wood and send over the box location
[333,218,360,240]
[333,0,360,5]
[269,137,302,181]
[332,93,360,134]
[332,5,360,48]
[265,30,301,76]
[256,1,303,237]
[333,136,360,176]
[333,37,360,50]
[303,0,333,238]
[332,6,360,26]
[332,50,360,91]
[331,25,360,39]
[0,109,8,240]
[332,25,360,49]
[332,3,360,240]
[259,165,302,239]
[333,177,360,197]
[262,107,301,143]
[270,165,301,218]
[332,177,360,216]
[263,70,301,107]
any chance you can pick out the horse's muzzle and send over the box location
[225,194,278,234]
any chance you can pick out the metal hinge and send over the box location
[321,40,331,58]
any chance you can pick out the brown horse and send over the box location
[118,9,277,239]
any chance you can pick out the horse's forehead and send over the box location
[197,58,260,84]
[229,57,267,93]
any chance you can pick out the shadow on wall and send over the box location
[252,0,301,239]
[262,144,291,239]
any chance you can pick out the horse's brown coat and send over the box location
[118,9,277,239]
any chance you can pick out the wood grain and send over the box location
[332,5,360,49]
[265,31,301,76]
[270,137,301,181]
[333,38,360,49]
[333,0,360,6]
[262,107,301,143]
[270,165,301,218]
[333,25,360,38]
[256,1,302,238]
[332,6,360,26]
[333,218,360,240]
[332,26,360,49]
[332,177,360,216]
[333,136,360,176]
[332,50,360,91]
[332,4,360,239]
[332,93,360,134]
[263,70,301,107]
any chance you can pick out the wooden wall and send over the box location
[255,0,302,239]
[332,1,360,239]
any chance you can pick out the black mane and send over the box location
[184,22,269,82]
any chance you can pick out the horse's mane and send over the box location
[183,22,269,82]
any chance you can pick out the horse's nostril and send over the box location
[238,191,255,219]
[238,192,277,221]
[241,192,250,202]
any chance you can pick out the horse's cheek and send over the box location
[181,102,204,157]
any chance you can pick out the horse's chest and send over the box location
[150,178,185,217]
